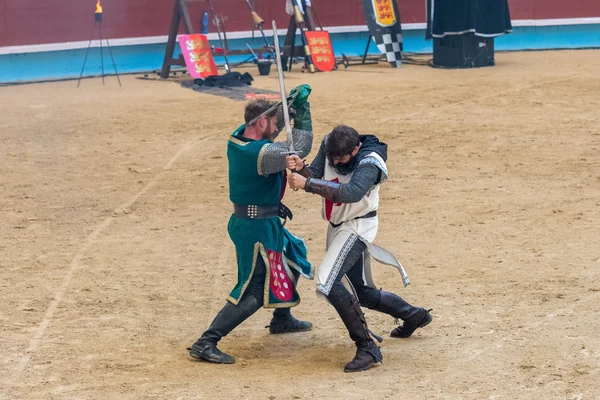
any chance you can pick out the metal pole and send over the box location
[243,0,275,60]
[77,22,97,88]
[105,38,122,87]
[99,22,105,84]
[246,43,258,61]
[207,0,231,72]
[290,0,315,73]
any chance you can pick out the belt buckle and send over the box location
[248,205,258,219]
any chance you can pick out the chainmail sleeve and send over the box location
[257,102,314,176]
[337,163,381,203]
[306,139,326,179]
[303,160,382,203]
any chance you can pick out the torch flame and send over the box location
[95,0,103,14]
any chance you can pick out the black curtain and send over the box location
[427,0,512,39]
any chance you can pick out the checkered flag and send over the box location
[361,0,404,69]
[375,32,403,68]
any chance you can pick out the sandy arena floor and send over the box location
[1,50,599,399]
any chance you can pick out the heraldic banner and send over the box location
[178,34,218,79]
[305,31,335,72]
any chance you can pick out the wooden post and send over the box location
[281,0,317,72]
[160,0,195,79]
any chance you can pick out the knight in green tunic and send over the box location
[189,84,315,365]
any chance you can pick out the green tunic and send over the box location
[227,125,313,308]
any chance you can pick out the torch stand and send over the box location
[77,12,122,87]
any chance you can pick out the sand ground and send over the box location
[1,50,599,399]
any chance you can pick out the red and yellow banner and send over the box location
[372,0,396,26]
[178,34,218,79]
[305,31,335,72]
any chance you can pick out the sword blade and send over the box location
[272,20,295,153]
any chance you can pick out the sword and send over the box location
[272,20,295,155]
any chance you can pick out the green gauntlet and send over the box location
[289,84,311,108]
[289,84,312,131]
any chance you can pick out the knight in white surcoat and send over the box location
[287,125,433,373]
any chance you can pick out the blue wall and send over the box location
[1,24,599,84]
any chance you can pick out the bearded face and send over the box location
[261,115,280,141]
[326,143,360,174]
[329,156,355,175]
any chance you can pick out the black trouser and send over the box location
[326,240,382,308]
[243,253,268,305]
[326,238,425,333]
[200,255,297,344]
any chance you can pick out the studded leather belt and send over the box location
[233,203,293,221]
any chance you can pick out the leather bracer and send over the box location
[295,164,312,178]
[305,178,342,202]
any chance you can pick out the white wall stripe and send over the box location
[0,17,599,55]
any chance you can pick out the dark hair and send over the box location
[244,99,279,126]
[325,125,360,159]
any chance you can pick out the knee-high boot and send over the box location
[188,293,261,364]
[332,296,383,372]
[371,291,432,338]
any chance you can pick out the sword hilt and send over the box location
[282,150,300,190]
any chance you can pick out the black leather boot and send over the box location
[268,308,313,334]
[188,294,261,364]
[332,297,383,373]
[372,291,432,338]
